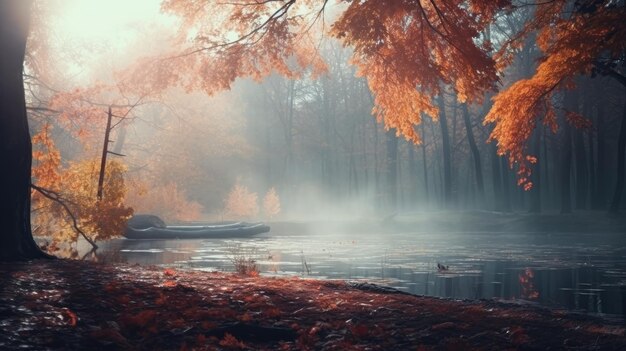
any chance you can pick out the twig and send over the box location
[31,184,98,250]
[81,247,98,261]
[169,0,297,59]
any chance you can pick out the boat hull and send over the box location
[124,222,270,240]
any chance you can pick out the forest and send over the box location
[1,0,626,349]
[2,0,623,251]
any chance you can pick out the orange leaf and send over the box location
[62,308,78,327]
[163,280,178,288]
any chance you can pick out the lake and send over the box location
[89,221,626,318]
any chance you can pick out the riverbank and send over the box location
[268,210,626,236]
[1,259,624,350]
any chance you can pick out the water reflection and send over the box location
[91,229,626,317]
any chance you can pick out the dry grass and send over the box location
[227,244,260,276]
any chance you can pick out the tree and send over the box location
[30,121,135,254]
[122,0,626,213]
[436,92,453,207]
[609,96,626,213]
[223,183,259,220]
[3,0,626,261]
[262,187,281,219]
[0,0,49,260]
[126,181,203,222]
[485,1,626,190]
[461,103,484,203]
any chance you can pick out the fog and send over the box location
[20,0,626,324]
[26,1,625,226]
[23,4,625,224]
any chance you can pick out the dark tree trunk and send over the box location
[594,101,606,209]
[385,129,398,211]
[500,157,512,212]
[585,85,596,210]
[609,96,626,214]
[112,123,127,155]
[430,121,443,206]
[560,93,575,214]
[265,119,272,190]
[461,103,484,203]
[437,93,452,208]
[372,116,381,209]
[560,131,573,213]
[420,121,429,203]
[283,79,295,191]
[490,143,503,210]
[542,126,552,208]
[529,129,542,213]
[574,128,588,209]
[0,0,48,261]
[407,140,418,206]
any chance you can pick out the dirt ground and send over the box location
[0,259,624,350]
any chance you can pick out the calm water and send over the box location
[90,222,626,317]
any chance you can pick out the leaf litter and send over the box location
[0,259,624,350]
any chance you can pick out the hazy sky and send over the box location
[54,0,166,42]
[49,0,176,81]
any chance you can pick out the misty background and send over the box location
[25,0,626,224]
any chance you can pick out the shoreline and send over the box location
[1,259,624,350]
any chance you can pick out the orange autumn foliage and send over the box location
[125,0,624,189]
[156,0,504,143]
[32,130,133,249]
[486,2,626,188]
[331,0,504,141]
[223,183,259,220]
[125,180,203,222]
[31,124,61,189]
[124,0,327,99]
[262,187,281,219]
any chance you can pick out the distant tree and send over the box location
[224,183,259,220]
[125,181,203,222]
[262,187,281,219]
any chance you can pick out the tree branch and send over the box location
[169,0,297,59]
[594,61,626,87]
[31,184,99,250]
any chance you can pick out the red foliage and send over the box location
[162,280,178,288]
[1,260,625,350]
[566,110,593,130]
[519,268,539,300]
[121,310,158,330]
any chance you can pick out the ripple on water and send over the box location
[97,231,626,316]
[120,249,163,253]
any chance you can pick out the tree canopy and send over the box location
[145,0,625,188]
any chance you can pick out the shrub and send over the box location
[227,244,259,276]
